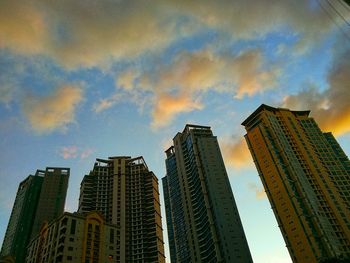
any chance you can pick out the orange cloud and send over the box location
[248,183,267,200]
[0,1,184,68]
[22,85,84,133]
[151,93,203,129]
[0,2,48,54]
[111,49,279,128]
[220,137,253,169]
[136,49,279,98]
[283,49,350,136]
[232,51,280,98]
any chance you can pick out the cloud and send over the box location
[93,93,122,113]
[0,1,48,55]
[117,69,139,90]
[60,146,78,159]
[80,148,94,159]
[110,49,279,128]
[220,137,253,169]
[248,183,267,200]
[0,0,344,68]
[232,50,280,98]
[141,49,279,98]
[0,1,187,68]
[151,92,203,129]
[59,146,94,159]
[283,47,350,136]
[21,85,84,133]
[0,85,14,106]
[176,0,343,53]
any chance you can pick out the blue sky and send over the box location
[1,1,350,262]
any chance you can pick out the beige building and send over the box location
[78,156,165,263]
[26,211,119,263]
[242,104,350,262]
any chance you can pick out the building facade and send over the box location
[242,104,350,262]
[162,124,252,263]
[0,174,43,263]
[31,168,70,238]
[1,167,69,263]
[26,212,118,263]
[78,156,165,263]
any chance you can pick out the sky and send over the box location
[0,0,350,262]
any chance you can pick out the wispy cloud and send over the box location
[93,93,122,113]
[60,146,78,159]
[220,137,253,169]
[59,146,94,160]
[0,85,14,106]
[80,148,94,159]
[248,183,266,200]
[21,85,84,134]
[283,46,350,136]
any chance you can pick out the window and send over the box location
[110,229,114,243]
[70,219,76,235]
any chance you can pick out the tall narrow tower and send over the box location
[1,167,69,263]
[242,104,350,262]
[31,167,70,238]
[78,156,165,263]
[162,124,252,263]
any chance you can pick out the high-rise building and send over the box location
[0,174,43,263]
[0,167,69,263]
[78,156,165,263]
[242,104,350,262]
[26,211,118,263]
[31,168,70,238]
[162,124,252,263]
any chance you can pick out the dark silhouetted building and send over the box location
[78,156,165,263]
[1,167,69,263]
[163,124,252,263]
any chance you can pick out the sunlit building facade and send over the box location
[0,167,69,263]
[78,156,165,263]
[242,104,350,262]
[162,124,252,263]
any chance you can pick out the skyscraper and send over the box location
[31,167,70,238]
[242,104,350,262]
[0,167,69,263]
[162,124,252,263]
[78,156,165,263]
